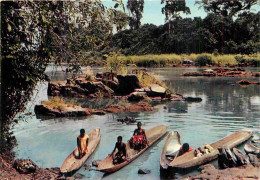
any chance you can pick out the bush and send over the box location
[195,55,212,66]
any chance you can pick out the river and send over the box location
[12,66,260,179]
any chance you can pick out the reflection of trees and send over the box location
[165,78,260,118]
[167,101,188,113]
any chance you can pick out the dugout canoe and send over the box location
[160,131,181,170]
[244,143,260,155]
[97,125,168,173]
[60,128,101,174]
[169,131,253,170]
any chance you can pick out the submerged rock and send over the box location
[117,116,136,124]
[138,168,151,174]
[128,92,146,101]
[237,79,260,86]
[185,97,202,102]
[74,173,85,179]
[92,160,101,167]
[13,159,38,174]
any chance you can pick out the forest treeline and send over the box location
[112,12,260,55]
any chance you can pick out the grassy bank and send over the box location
[117,53,260,67]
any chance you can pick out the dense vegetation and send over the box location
[112,12,260,55]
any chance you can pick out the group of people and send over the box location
[76,122,149,165]
[76,122,197,165]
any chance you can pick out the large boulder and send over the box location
[148,84,166,97]
[116,75,140,95]
[128,92,146,101]
[48,82,63,96]
[13,159,38,174]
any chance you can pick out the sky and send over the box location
[103,0,260,26]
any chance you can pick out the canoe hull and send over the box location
[160,131,181,170]
[169,131,253,171]
[98,125,168,173]
[60,128,101,174]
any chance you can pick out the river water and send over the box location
[12,66,260,179]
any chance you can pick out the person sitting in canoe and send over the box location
[109,136,128,164]
[77,129,89,159]
[130,122,148,150]
[178,143,193,156]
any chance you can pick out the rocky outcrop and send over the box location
[148,84,166,97]
[182,68,254,77]
[237,79,260,86]
[34,104,92,117]
[13,159,38,174]
[116,74,141,95]
[104,102,154,113]
[184,164,260,180]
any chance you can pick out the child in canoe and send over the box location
[77,129,89,159]
[110,136,128,164]
[130,122,148,151]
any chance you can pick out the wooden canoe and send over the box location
[97,125,168,173]
[160,131,181,170]
[169,131,253,170]
[60,128,101,174]
[244,143,260,155]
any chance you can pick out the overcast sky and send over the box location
[103,0,260,26]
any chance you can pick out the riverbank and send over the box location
[0,156,60,180]
[117,53,260,67]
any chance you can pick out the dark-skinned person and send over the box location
[77,129,89,159]
[179,143,193,156]
[130,122,148,151]
[109,136,128,164]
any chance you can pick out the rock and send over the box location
[170,94,184,101]
[148,84,166,97]
[92,110,106,115]
[218,147,237,169]
[186,165,260,180]
[83,164,91,171]
[48,82,62,96]
[237,79,260,86]
[105,102,153,113]
[185,97,202,102]
[128,92,146,101]
[13,159,38,174]
[138,168,151,174]
[74,173,85,179]
[35,104,92,117]
[248,154,260,167]
[92,160,101,167]
[117,75,140,95]
[233,148,249,166]
[102,79,119,91]
[117,116,136,124]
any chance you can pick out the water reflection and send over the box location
[12,67,260,179]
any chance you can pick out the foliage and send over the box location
[196,0,258,18]
[137,72,166,88]
[112,12,260,55]
[1,1,127,157]
[127,0,144,30]
[42,97,77,111]
[84,66,96,81]
[161,0,190,33]
[195,55,212,66]
[105,51,126,74]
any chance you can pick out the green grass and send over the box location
[117,53,260,67]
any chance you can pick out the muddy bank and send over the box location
[183,164,260,180]
[182,68,258,77]
[0,157,60,180]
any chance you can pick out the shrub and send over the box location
[195,55,212,66]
